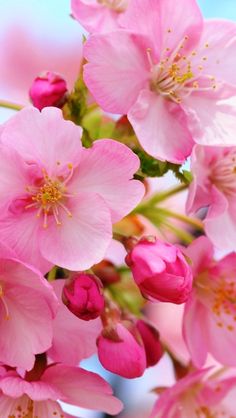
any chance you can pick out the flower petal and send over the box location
[0,210,52,274]
[84,30,150,114]
[121,0,203,55]
[1,107,83,176]
[70,139,144,222]
[128,90,193,163]
[42,364,123,415]
[183,293,208,368]
[39,193,112,270]
[183,94,236,146]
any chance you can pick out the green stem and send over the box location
[133,183,188,214]
[0,100,23,111]
[155,207,204,231]
[163,221,194,244]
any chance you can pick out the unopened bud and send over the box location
[97,321,146,378]
[136,319,163,367]
[29,71,68,110]
[62,273,105,321]
[126,237,193,304]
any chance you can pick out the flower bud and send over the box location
[97,322,146,378]
[62,273,105,320]
[125,237,192,304]
[29,71,68,110]
[136,320,163,367]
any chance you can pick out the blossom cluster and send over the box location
[1,0,236,416]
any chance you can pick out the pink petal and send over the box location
[128,90,193,163]
[121,0,203,56]
[70,139,144,222]
[183,293,208,368]
[39,193,112,270]
[1,107,83,176]
[0,210,52,274]
[42,364,123,415]
[193,19,236,86]
[206,312,236,366]
[0,145,30,212]
[183,94,236,146]
[205,203,236,252]
[71,0,121,33]
[184,236,214,276]
[84,30,150,114]
[48,280,102,365]
[0,275,56,370]
[150,368,210,418]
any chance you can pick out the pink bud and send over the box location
[62,273,105,320]
[29,71,68,110]
[97,322,146,378]
[125,237,192,304]
[136,320,163,367]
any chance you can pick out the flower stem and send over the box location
[47,266,57,282]
[133,183,188,214]
[155,207,204,231]
[0,100,23,111]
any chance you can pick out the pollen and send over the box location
[25,165,75,228]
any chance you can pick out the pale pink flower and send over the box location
[47,280,102,366]
[0,106,144,273]
[183,236,236,367]
[150,368,236,418]
[0,363,123,417]
[187,144,236,252]
[84,0,236,163]
[0,241,58,371]
[71,0,129,33]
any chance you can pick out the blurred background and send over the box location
[0,1,235,417]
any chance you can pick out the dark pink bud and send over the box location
[29,71,68,110]
[125,237,192,304]
[136,320,163,367]
[97,322,146,378]
[62,273,105,321]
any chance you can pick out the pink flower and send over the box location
[84,0,236,163]
[125,237,192,304]
[0,106,144,273]
[187,144,236,252]
[0,363,123,417]
[150,367,236,418]
[97,321,147,378]
[48,280,102,366]
[183,236,236,367]
[71,0,129,33]
[29,71,68,111]
[62,272,105,320]
[0,241,58,371]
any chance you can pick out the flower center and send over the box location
[209,148,236,197]
[97,0,128,12]
[148,31,217,103]
[0,284,10,320]
[25,164,74,229]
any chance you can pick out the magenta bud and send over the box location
[62,273,105,321]
[97,322,146,379]
[29,71,68,110]
[136,320,163,367]
[125,237,193,304]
